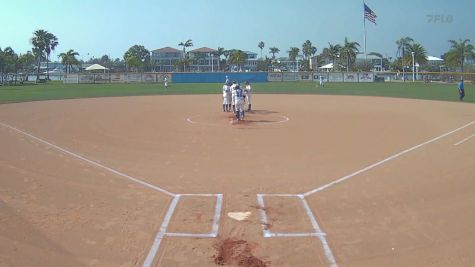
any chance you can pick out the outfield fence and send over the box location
[61,71,475,84]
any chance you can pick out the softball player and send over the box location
[233,83,245,120]
[230,81,237,112]
[459,79,465,101]
[244,81,252,111]
[222,82,231,112]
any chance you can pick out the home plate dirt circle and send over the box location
[186,110,290,126]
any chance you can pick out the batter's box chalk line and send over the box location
[143,194,223,267]
[256,194,337,267]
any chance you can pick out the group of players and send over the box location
[222,80,252,121]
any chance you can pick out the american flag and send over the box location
[364,4,377,25]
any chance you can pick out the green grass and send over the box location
[0,81,472,104]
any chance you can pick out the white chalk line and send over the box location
[143,194,223,266]
[256,194,272,238]
[211,194,224,236]
[303,119,475,197]
[0,122,176,197]
[301,197,338,267]
[143,195,180,267]
[454,133,475,146]
[256,194,337,267]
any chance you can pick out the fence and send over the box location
[374,72,475,83]
[61,71,475,84]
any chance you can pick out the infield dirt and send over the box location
[1,94,474,266]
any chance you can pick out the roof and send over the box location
[243,51,257,55]
[189,47,217,53]
[85,64,108,71]
[427,56,443,61]
[319,63,333,69]
[151,47,182,53]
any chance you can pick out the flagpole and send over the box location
[363,1,367,60]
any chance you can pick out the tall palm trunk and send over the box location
[36,57,41,80]
[347,52,350,72]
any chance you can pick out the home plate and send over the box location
[227,212,251,221]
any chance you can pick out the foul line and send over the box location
[454,133,475,146]
[303,119,475,197]
[0,122,226,267]
[0,122,175,197]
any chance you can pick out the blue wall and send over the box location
[172,72,268,83]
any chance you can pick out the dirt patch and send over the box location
[213,238,269,267]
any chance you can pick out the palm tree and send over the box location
[269,47,280,59]
[44,32,58,80]
[302,40,317,60]
[178,39,193,71]
[445,39,475,73]
[396,37,414,59]
[31,29,48,80]
[340,37,360,72]
[216,47,225,71]
[58,49,80,73]
[396,37,414,80]
[406,43,427,66]
[288,47,300,61]
[327,43,341,70]
[229,50,248,72]
[258,41,265,59]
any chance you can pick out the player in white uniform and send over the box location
[233,83,245,120]
[244,81,252,111]
[222,82,231,112]
[164,76,168,88]
[230,81,237,112]
[319,75,324,87]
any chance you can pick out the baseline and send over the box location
[0,121,175,197]
[454,133,475,146]
[0,122,224,267]
[303,119,475,197]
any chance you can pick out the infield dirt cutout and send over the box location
[1,94,475,266]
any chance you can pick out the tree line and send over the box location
[1,29,474,84]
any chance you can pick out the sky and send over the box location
[1,0,474,61]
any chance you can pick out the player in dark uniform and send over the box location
[459,79,465,101]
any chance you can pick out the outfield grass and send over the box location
[0,81,472,104]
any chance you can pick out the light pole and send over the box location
[211,53,214,72]
[411,51,415,82]
[402,48,405,82]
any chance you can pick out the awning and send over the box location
[85,64,109,71]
